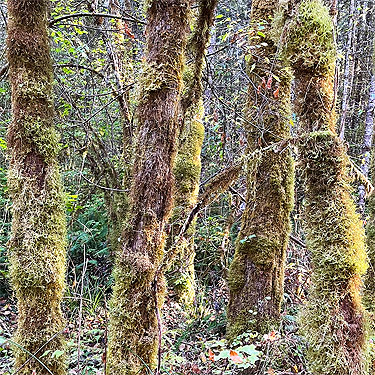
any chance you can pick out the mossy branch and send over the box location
[181,0,218,116]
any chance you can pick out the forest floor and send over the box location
[0,260,311,375]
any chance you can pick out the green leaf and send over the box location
[51,349,65,359]
[236,344,258,355]
[215,349,231,360]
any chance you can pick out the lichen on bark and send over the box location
[287,1,368,374]
[6,1,67,374]
[227,0,295,340]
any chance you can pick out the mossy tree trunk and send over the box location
[106,1,191,374]
[6,1,67,374]
[227,0,294,340]
[168,0,218,306]
[287,1,368,374]
[169,105,204,305]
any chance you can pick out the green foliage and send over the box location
[205,331,261,374]
[67,194,110,281]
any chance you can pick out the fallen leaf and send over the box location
[229,349,243,364]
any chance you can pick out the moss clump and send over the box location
[299,133,368,375]
[364,193,375,310]
[285,0,336,75]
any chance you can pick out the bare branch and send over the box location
[49,12,146,27]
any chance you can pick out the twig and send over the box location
[49,12,145,27]
[80,173,128,192]
[13,329,66,374]
[0,63,8,79]
[290,235,306,248]
[77,247,88,375]
[153,275,162,375]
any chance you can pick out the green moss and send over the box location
[285,0,336,75]
[364,193,375,310]
[6,2,68,373]
[168,102,204,305]
[288,2,369,371]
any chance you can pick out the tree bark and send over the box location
[106,1,191,374]
[6,1,67,374]
[168,0,218,306]
[287,1,368,374]
[227,0,295,340]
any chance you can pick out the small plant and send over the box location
[204,330,261,374]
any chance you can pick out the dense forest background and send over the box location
[1,0,375,374]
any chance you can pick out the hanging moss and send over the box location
[287,1,369,374]
[227,0,295,341]
[6,1,67,374]
[364,187,375,312]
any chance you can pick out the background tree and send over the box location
[6,0,67,374]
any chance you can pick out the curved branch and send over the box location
[49,12,146,27]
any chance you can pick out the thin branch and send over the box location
[80,173,128,192]
[0,63,8,79]
[290,235,306,248]
[49,12,145,27]
[54,63,105,78]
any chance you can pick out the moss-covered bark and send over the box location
[168,104,204,305]
[168,0,218,305]
[106,1,191,374]
[6,1,67,374]
[364,144,375,340]
[227,0,294,340]
[287,1,368,374]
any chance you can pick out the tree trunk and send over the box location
[6,1,67,374]
[168,104,204,305]
[106,1,191,374]
[227,0,294,340]
[168,0,218,306]
[287,1,368,374]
